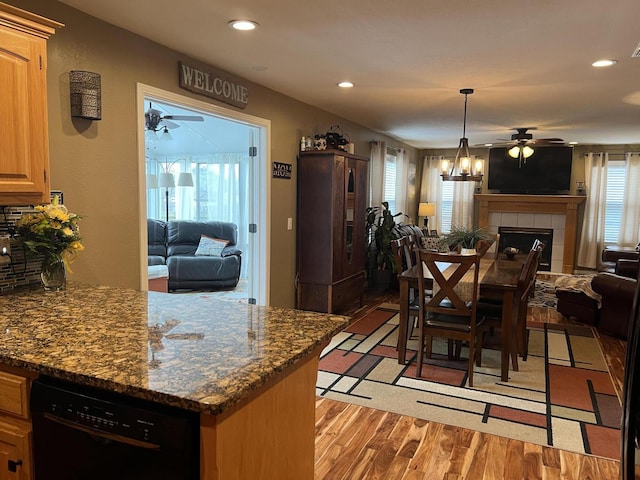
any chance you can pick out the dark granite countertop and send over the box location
[0,283,350,415]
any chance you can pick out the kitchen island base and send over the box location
[200,346,322,480]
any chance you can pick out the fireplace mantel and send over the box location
[475,194,586,273]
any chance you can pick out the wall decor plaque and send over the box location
[179,61,249,109]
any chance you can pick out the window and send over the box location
[383,152,397,213]
[604,160,625,243]
[440,182,454,234]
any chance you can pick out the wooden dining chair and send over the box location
[476,242,544,369]
[518,241,544,360]
[392,235,420,272]
[392,236,421,350]
[391,237,408,276]
[415,250,482,386]
[476,233,500,259]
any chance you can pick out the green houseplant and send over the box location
[440,225,492,253]
[365,202,404,288]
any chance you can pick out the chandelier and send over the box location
[441,88,483,181]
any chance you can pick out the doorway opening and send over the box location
[137,84,270,305]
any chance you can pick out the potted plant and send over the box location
[440,225,492,255]
[365,202,404,289]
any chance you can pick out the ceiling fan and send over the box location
[493,127,565,166]
[144,102,204,131]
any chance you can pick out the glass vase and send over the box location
[41,254,66,291]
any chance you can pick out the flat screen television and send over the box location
[487,146,573,194]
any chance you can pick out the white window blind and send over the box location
[383,153,397,213]
[604,160,626,243]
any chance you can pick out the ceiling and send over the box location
[60,0,640,149]
[143,99,252,156]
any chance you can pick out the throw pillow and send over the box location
[420,236,441,251]
[195,235,229,257]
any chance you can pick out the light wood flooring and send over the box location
[314,289,630,479]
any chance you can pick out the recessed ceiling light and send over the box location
[337,81,354,88]
[592,59,618,68]
[569,141,578,145]
[228,20,259,31]
[484,143,493,147]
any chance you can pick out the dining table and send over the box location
[397,254,525,382]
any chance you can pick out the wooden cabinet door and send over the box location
[0,420,31,480]
[342,156,367,278]
[0,23,49,205]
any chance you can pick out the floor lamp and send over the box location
[158,172,175,222]
[177,172,194,188]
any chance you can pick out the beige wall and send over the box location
[9,0,417,307]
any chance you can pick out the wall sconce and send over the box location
[69,70,102,120]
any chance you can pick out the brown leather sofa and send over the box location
[599,246,639,273]
[591,259,639,340]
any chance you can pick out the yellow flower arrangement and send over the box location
[16,196,84,265]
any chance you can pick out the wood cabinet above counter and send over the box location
[0,3,63,206]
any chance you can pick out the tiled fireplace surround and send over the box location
[476,194,586,274]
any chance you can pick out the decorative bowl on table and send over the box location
[503,247,519,259]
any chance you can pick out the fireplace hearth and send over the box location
[498,226,553,271]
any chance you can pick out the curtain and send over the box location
[577,152,608,268]
[451,181,475,229]
[176,157,195,220]
[369,141,384,207]
[420,156,443,232]
[395,148,408,216]
[620,152,640,246]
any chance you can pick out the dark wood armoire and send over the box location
[296,149,369,313]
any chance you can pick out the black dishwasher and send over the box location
[30,376,199,480]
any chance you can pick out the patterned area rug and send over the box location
[317,304,621,460]
[530,278,559,308]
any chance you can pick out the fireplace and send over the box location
[475,194,585,273]
[498,226,553,271]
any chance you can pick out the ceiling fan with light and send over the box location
[493,127,565,166]
[144,102,204,132]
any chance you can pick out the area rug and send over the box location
[316,304,622,460]
[530,277,559,308]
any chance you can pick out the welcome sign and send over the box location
[178,61,249,109]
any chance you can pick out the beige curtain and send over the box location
[577,152,608,269]
[369,141,384,207]
[420,156,443,232]
[395,148,408,216]
[620,152,640,246]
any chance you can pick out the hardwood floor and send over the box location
[314,289,629,479]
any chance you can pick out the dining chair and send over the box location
[476,242,544,369]
[476,233,500,259]
[415,250,482,386]
[392,235,425,351]
[391,236,415,274]
[518,240,544,359]
[391,237,407,276]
